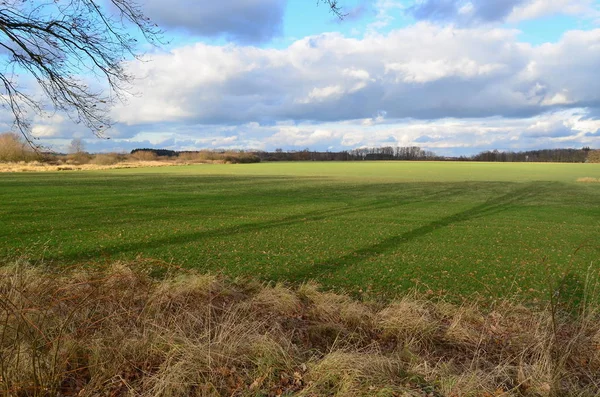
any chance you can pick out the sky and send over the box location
[13,0,600,156]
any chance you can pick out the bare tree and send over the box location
[68,137,85,154]
[0,0,162,147]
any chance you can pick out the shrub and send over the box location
[0,132,36,162]
[223,152,261,164]
[66,152,93,164]
[90,153,123,165]
[130,150,158,161]
[177,151,210,162]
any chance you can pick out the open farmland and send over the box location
[1,161,599,299]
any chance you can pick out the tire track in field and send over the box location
[44,184,466,263]
[287,182,551,280]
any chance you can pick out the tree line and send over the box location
[131,146,600,163]
[130,146,442,162]
[467,148,594,163]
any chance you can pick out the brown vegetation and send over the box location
[174,151,261,164]
[0,148,262,172]
[88,153,126,166]
[130,151,158,162]
[576,177,600,183]
[587,150,600,163]
[1,259,599,396]
[0,133,37,162]
[0,160,175,173]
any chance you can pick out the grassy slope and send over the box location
[1,162,599,299]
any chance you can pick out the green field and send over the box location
[1,162,599,299]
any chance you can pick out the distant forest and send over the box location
[131,146,600,163]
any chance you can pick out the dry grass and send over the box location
[0,160,178,173]
[1,259,599,396]
[174,151,260,164]
[576,177,600,183]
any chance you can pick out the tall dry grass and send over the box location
[0,258,599,396]
[0,160,177,173]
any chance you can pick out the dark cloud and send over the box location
[408,0,524,24]
[142,0,286,43]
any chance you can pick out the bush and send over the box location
[130,150,158,161]
[66,152,93,164]
[177,151,211,162]
[0,133,36,162]
[90,153,123,165]
[223,152,261,164]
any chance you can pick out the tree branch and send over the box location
[0,0,163,145]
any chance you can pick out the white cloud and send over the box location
[113,23,600,128]
[342,68,371,80]
[385,58,504,83]
[33,106,599,155]
[507,0,596,23]
[408,0,597,24]
[541,92,572,106]
[304,85,345,102]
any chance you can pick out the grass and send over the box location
[1,259,599,396]
[1,161,599,299]
[0,160,175,173]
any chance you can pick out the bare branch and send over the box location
[0,0,163,144]
[318,0,347,19]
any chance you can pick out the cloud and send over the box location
[407,0,596,24]
[507,0,596,23]
[141,0,286,44]
[113,24,600,128]
[408,0,522,23]
[33,106,600,155]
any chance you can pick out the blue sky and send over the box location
[15,0,600,156]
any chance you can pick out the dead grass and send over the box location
[576,177,600,183]
[1,259,599,396]
[0,160,178,172]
